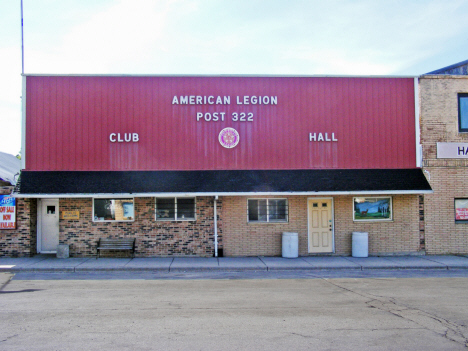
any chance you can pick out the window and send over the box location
[93,198,134,222]
[455,199,468,222]
[248,199,288,222]
[459,93,468,132]
[156,198,196,221]
[353,197,392,221]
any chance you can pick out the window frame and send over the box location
[353,196,393,222]
[454,198,468,223]
[92,198,135,222]
[247,198,289,223]
[155,197,197,221]
[458,93,468,133]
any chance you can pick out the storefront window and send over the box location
[155,198,196,221]
[455,199,468,222]
[248,199,288,222]
[353,197,392,221]
[93,198,134,222]
[459,93,468,132]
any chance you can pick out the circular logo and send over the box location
[218,127,240,148]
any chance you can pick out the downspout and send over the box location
[214,195,218,257]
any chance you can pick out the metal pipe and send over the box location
[21,0,24,74]
[214,195,218,257]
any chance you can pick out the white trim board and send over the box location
[14,190,433,198]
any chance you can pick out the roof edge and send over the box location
[13,190,434,198]
[22,73,418,79]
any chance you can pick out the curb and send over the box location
[1,265,467,273]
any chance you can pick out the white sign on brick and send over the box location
[437,142,468,159]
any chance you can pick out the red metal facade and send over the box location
[25,75,416,171]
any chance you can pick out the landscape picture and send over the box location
[354,197,392,221]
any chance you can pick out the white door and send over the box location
[38,199,59,253]
[308,199,334,253]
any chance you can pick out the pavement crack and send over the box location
[0,273,13,291]
[322,279,468,348]
[0,334,18,343]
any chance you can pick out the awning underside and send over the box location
[15,169,432,197]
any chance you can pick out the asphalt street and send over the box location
[1,271,468,350]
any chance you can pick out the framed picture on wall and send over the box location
[353,197,392,221]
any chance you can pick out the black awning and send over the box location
[15,169,432,197]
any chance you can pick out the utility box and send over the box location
[282,232,298,258]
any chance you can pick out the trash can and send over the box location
[282,232,298,258]
[352,232,368,258]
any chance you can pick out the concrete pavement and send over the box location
[2,276,468,350]
[1,254,468,273]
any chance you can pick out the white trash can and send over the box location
[282,232,298,258]
[352,232,368,258]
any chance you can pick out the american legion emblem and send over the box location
[218,127,240,148]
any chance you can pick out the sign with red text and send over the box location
[455,199,468,221]
[0,195,16,229]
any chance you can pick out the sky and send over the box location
[0,0,467,156]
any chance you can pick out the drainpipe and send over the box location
[214,195,218,257]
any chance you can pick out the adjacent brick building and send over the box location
[420,60,468,254]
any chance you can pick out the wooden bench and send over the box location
[96,238,136,258]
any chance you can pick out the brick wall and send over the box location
[420,75,468,254]
[222,195,420,256]
[59,196,221,257]
[0,192,37,257]
[1,193,420,257]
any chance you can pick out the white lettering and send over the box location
[110,133,139,142]
[174,95,274,105]
[196,112,226,122]
[309,132,338,142]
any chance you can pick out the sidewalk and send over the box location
[1,254,468,273]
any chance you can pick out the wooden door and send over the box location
[308,199,333,253]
